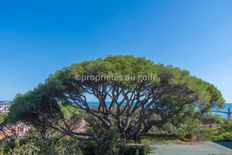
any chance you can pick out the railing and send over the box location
[213,108,231,120]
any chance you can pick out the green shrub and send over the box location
[177,118,204,141]
[93,127,123,155]
[0,135,83,155]
[80,127,150,155]
[222,132,232,141]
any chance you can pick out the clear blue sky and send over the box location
[0,0,232,102]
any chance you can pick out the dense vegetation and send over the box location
[0,56,229,155]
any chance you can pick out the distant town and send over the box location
[0,101,30,140]
[0,101,12,113]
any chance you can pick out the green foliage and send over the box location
[81,126,124,155]
[218,120,232,141]
[56,55,225,109]
[0,132,82,155]
[206,120,232,141]
[7,90,61,127]
[0,113,7,124]
[0,129,149,155]
[148,122,178,135]
[5,56,225,143]
[1,56,228,154]
[223,120,232,131]
[7,87,83,138]
[59,103,83,120]
[93,127,123,155]
[80,125,150,155]
[177,118,202,141]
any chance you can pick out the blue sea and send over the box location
[213,103,232,119]
[89,102,232,119]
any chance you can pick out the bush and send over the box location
[177,118,204,142]
[222,132,232,141]
[93,127,123,155]
[0,135,83,155]
[0,127,150,155]
[80,127,150,155]
[201,120,232,141]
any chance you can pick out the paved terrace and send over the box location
[149,141,232,155]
